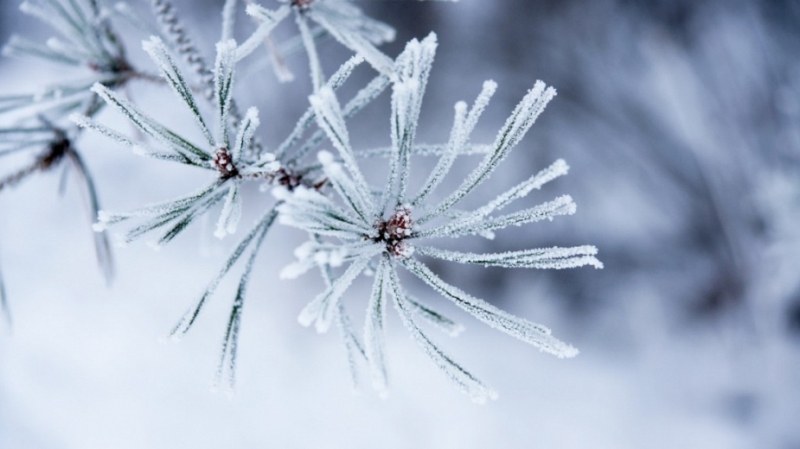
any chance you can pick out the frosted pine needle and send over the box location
[276,34,602,401]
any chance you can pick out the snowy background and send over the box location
[1,0,800,448]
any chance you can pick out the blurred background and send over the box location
[1,0,799,448]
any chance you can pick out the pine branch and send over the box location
[276,37,598,399]
[2,0,601,403]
